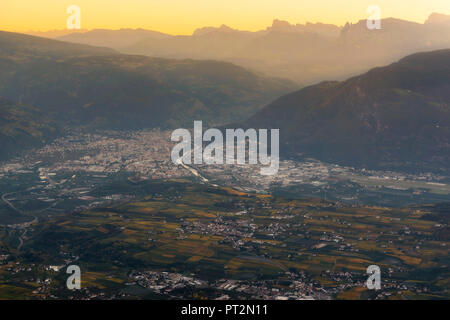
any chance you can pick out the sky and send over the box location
[1,0,450,35]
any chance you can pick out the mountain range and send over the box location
[40,13,450,85]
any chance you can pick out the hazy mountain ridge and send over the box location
[268,19,341,37]
[115,13,450,84]
[243,49,450,173]
[0,31,116,59]
[21,13,450,85]
[58,28,171,49]
[426,13,450,25]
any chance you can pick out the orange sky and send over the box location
[1,0,449,35]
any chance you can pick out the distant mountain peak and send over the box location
[341,17,422,35]
[270,19,293,30]
[192,24,240,36]
[426,12,450,24]
[219,24,233,30]
[267,19,341,37]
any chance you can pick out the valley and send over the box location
[1,129,449,229]
[0,12,449,301]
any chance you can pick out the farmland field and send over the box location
[0,180,448,299]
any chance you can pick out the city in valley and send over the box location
[0,130,448,300]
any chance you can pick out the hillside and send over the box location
[0,97,59,160]
[244,49,450,173]
[0,31,116,59]
[0,31,295,131]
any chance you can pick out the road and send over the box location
[2,192,38,250]
[1,193,24,214]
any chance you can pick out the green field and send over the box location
[0,180,448,299]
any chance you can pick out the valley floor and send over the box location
[0,130,448,300]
